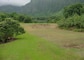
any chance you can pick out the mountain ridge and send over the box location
[0,0,84,16]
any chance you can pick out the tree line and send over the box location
[57,3,84,32]
[0,12,32,23]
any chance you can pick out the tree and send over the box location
[63,3,84,18]
[0,18,25,43]
[23,16,32,23]
[17,15,32,23]
[0,13,7,22]
[8,12,19,20]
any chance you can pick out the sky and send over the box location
[0,0,31,6]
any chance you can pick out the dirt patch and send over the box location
[64,43,84,49]
[31,24,58,29]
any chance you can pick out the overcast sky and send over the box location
[0,0,31,6]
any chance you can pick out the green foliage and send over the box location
[0,18,25,43]
[57,3,84,32]
[0,12,32,23]
[63,3,84,18]
[32,16,61,23]
[18,15,32,23]
[32,17,48,23]
[0,13,7,22]
[47,16,61,23]
[57,14,84,32]
[8,12,19,20]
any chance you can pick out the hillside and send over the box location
[0,0,84,16]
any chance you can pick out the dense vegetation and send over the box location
[63,3,84,18]
[0,18,25,43]
[0,12,32,23]
[57,3,84,32]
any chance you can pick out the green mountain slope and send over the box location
[0,0,84,16]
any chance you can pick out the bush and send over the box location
[0,12,32,23]
[18,15,32,23]
[23,16,32,23]
[0,18,25,43]
[57,14,84,32]
[63,3,84,18]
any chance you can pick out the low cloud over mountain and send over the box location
[0,0,31,6]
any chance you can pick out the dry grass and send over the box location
[21,23,84,57]
[21,23,84,47]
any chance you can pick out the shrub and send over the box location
[0,12,32,23]
[57,14,84,32]
[63,3,84,18]
[0,18,25,43]
[23,16,32,23]
[18,15,32,23]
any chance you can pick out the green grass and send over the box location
[0,33,81,60]
[0,23,84,60]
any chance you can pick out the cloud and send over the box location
[0,0,31,6]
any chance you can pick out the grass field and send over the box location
[0,23,84,60]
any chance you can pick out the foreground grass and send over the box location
[0,33,82,60]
